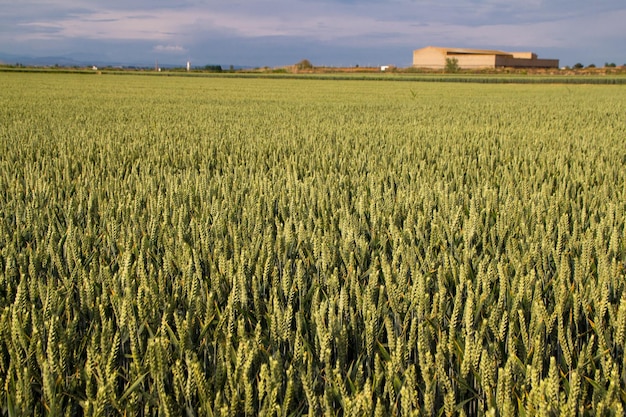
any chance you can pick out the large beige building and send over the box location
[413,46,559,69]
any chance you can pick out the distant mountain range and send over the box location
[0,52,236,69]
[0,52,156,67]
[0,52,117,67]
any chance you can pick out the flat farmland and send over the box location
[1,73,625,415]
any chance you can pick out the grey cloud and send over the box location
[1,0,624,67]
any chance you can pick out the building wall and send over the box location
[413,47,559,69]
[450,54,497,69]
[412,48,446,69]
[412,49,497,69]
[496,55,559,68]
[511,52,536,59]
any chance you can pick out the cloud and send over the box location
[18,21,63,32]
[1,0,625,66]
[153,44,187,54]
[14,10,180,41]
[7,1,626,45]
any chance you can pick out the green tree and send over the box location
[445,57,460,73]
[295,59,313,70]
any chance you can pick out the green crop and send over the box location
[0,73,625,415]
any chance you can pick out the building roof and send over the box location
[416,46,514,57]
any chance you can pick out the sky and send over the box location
[0,0,624,68]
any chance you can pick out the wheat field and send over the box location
[1,73,625,415]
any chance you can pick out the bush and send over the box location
[204,65,223,72]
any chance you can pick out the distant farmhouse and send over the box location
[413,46,559,69]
